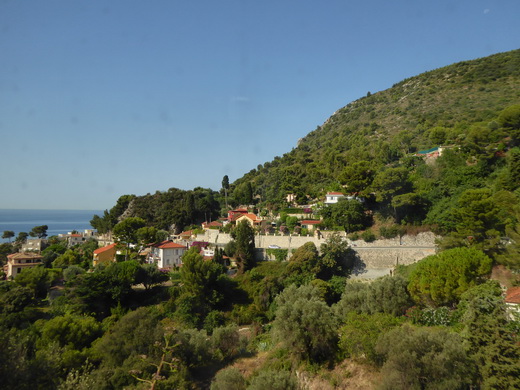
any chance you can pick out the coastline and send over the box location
[0,209,102,243]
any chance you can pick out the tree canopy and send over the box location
[408,247,493,306]
[232,220,256,273]
[272,284,338,363]
[29,225,48,238]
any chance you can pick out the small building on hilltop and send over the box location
[324,192,345,204]
[5,252,43,279]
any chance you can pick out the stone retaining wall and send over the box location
[195,230,438,269]
[353,247,437,268]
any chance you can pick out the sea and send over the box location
[0,209,103,243]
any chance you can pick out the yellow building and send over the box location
[93,243,118,266]
[234,213,262,227]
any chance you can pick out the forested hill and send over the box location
[92,49,520,237]
[231,49,520,205]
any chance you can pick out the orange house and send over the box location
[93,243,118,266]
[234,213,262,227]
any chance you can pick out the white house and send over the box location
[505,287,520,320]
[21,239,48,253]
[324,192,346,204]
[324,192,364,205]
[149,241,188,269]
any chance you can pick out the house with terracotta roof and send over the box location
[93,243,118,266]
[202,221,223,230]
[178,230,196,241]
[58,232,87,247]
[300,220,322,233]
[228,208,249,221]
[234,213,262,227]
[5,252,43,279]
[324,192,346,204]
[505,286,520,320]
[149,241,188,269]
[58,230,97,247]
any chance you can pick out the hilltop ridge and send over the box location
[232,49,520,205]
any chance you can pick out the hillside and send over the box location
[232,49,520,205]
[92,50,520,252]
[3,50,520,390]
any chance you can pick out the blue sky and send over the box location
[1,0,519,210]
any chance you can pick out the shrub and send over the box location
[379,225,403,239]
[63,265,85,282]
[338,312,402,363]
[248,369,298,390]
[272,284,338,363]
[203,310,226,334]
[349,232,360,240]
[266,248,289,262]
[175,328,212,368]
[335,276,413,318]
[210,367,246,390]
[361,230,376,242]
[407,306,453,326]
[376,325,474,389]
[211,325,241,361]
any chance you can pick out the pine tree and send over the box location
[232,220,256,273]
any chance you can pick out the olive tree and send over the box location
[272,284,338,363]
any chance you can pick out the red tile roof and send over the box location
[157,241,186,249]
[7,252,43,261]
[233,213,260,222]
[301,220,321,225]
[203,221,223,228]
[93,243,117,254]
[326,192,344,196]
[505,287,520,305]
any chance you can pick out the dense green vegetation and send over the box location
[90,188,222,234]
[1,232,518,389]
[2,50,520,389]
